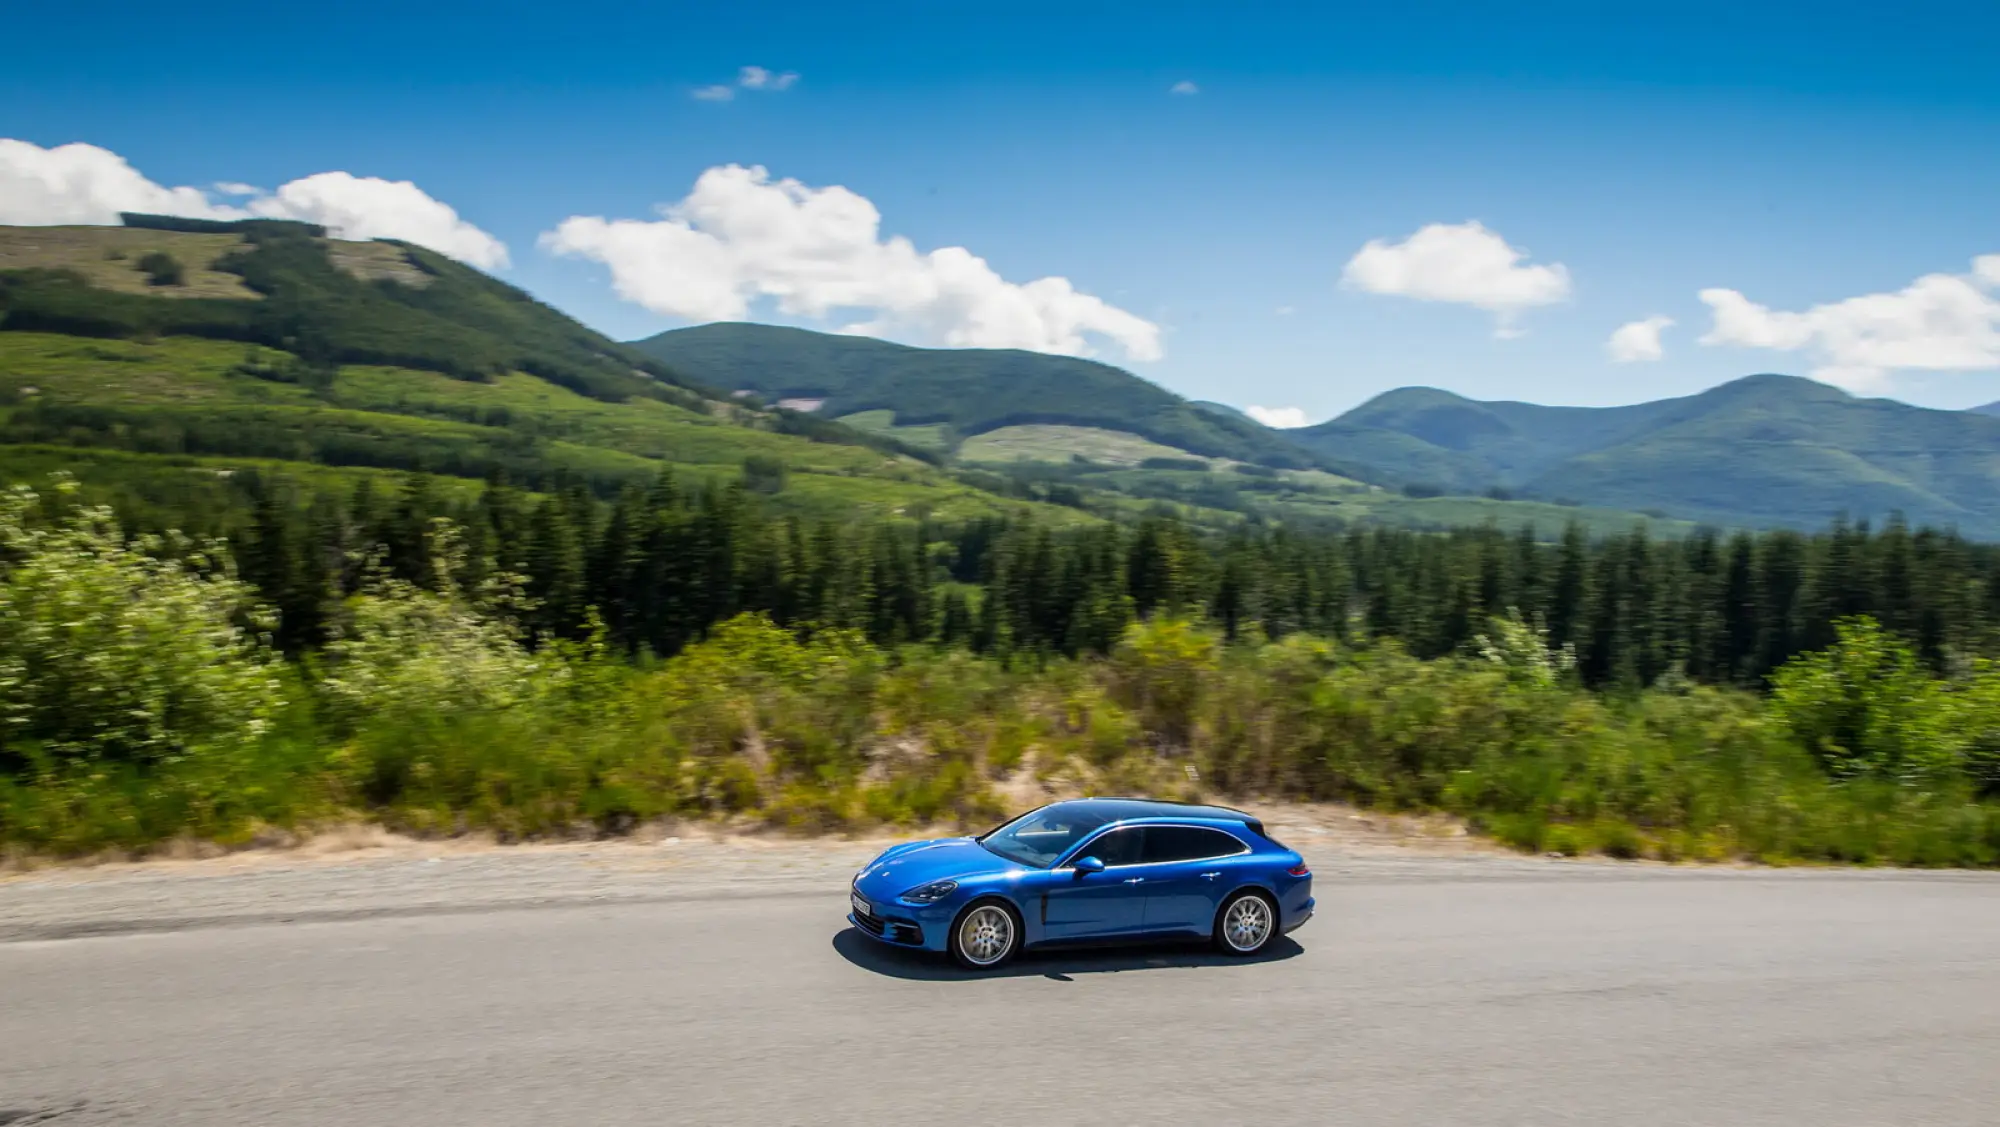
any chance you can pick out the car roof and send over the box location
[1049,797,1262,828]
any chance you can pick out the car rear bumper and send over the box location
[1281,895,1315,934]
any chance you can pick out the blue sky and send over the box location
[5,0,1999,421]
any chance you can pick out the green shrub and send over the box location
[0,478,286,768]
[136,251,186,287]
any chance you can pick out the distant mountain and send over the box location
[629,323,1333,470]
[1972,401,2000,418]
[1291,375,2000,536]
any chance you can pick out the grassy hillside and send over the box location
[1292,375,2000,537]
[0,221,1091,525]
[0,221,1751,539]
[629,321,1337,470]
[0,215,718,407]
[626,322,1706,533]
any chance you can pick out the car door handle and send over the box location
[1200,872,1221,880]
[1123,877,1145,884]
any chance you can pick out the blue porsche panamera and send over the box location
[847,798,1314,970]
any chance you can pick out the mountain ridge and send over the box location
[1293,374,2000,536]
[628,322,1347,472]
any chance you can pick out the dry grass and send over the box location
[327,241,434,288]
[0,800,1497,877]
[0,226,434,298]
[0,226,260,299]
[961,424,1223,468]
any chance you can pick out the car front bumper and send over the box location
[848,889,955,952]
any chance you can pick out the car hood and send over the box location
[853,838,1023,899]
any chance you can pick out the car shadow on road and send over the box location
[832,927,1304,981]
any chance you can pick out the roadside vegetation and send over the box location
[3,474,1997,866]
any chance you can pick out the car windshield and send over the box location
[976,806,1111,868]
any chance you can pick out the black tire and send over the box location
[949,899,1022,971]
[1213,890,1279,956]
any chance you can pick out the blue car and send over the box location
[847,797,1314,970]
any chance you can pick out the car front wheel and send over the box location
[1214,890,1277,955]
[950,901,1020,970]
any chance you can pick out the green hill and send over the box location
[0,218,1085,524]
[1189,400,1253,423]
[0,221,1742,540]
[628,322,1703,535]
[628,322,1335,470]
[1291,375,2000,537]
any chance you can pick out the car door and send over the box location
[1039,827,1147,942]
[1137,825,1252,934]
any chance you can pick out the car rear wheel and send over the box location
[950,900,1020,970]
[1214,890,1277,955]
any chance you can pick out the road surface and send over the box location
[2,846,1997,1126]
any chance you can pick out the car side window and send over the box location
[1076,827,1143,867]
[1140,826,1246,864]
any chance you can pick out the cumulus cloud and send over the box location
[212,181,261,196]
[247,172,509,269]
[0,139,508,270]
[1245,405,1310,429]
[1698,256,2000,392]
[1607,315,1674,362]
[1170,80,1200,95]
[691,85,736,102]
[541,163,1162,361]
[1342,220,1571,336]
[0,139,227,225]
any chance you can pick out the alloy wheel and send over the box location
[957,904,1015,966]
[1223,894,1273,952]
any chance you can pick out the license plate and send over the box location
[851,892,872,918]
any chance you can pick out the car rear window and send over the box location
[1140,826,1248,864]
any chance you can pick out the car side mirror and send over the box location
[1072,855,1105,875]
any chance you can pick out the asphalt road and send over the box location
[3,863,1998,1126]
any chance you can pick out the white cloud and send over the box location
[213,181,261,196]
[739,66,799,91]
[1170,80,1200,95]
[0,139,230,225]
[1246,405,1310,429]
[1698,256,2000,392]
[1607,315,1674,362]
[247,172,509,269]
[541,163,1162,362]
[695,66,799,101]
[0,139,508,270]
[1342,220,1572,336]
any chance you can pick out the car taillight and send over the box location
[1287,862,1310,877]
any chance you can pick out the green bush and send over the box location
[741,454,788,495]
[0,478,285,768]
[136,251,186,287]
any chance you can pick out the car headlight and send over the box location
[899,880,958,904]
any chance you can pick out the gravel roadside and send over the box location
[3,802,1990,942]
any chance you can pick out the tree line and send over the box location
[211,469,2000,688]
